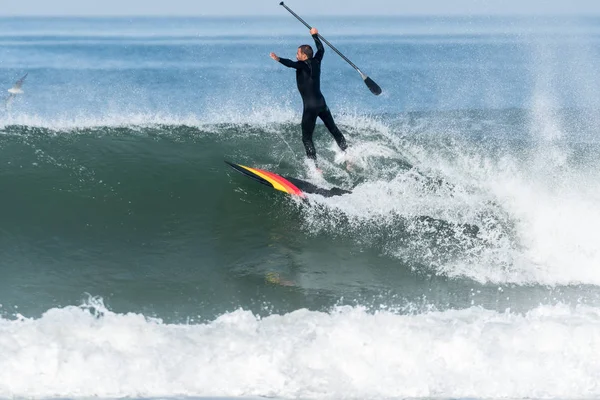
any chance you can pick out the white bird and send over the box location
[5,73,28,110]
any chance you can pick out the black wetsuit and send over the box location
[278,34,347,160]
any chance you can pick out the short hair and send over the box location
[298,45,314,58]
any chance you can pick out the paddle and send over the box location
[279,1,382,96]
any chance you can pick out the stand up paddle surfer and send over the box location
[270,27,348,164]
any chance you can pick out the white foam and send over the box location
[1,298,600,399]
[0,105,299,132]
[485,155,600,285]
[300,114,600,286]
[0,111,203,131]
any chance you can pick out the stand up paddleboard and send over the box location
[225,161,351,198]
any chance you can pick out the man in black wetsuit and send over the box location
[270,27,347,164]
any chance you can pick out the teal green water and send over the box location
[1,119,599,323]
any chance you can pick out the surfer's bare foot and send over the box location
[307,158,322,174]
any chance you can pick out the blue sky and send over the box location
[1,0,600,16]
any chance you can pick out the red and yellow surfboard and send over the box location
[225,161,305,197]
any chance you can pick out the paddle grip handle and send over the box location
[279,2,362,74]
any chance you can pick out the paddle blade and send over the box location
[364,76,382,95]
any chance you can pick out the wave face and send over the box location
[2,15,600,400]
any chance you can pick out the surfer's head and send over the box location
[297,45,313,61]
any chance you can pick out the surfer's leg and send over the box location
[319,108,347,151]
[301,109,318,160]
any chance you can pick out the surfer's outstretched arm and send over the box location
[279,58,303,69]
[270,52,302,69]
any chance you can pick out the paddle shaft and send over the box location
[279,2,364,76]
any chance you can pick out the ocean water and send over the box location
[1,15,600,400]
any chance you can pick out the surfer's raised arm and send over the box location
[310,28,324,61]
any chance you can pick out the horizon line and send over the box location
[1,13,600,18]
